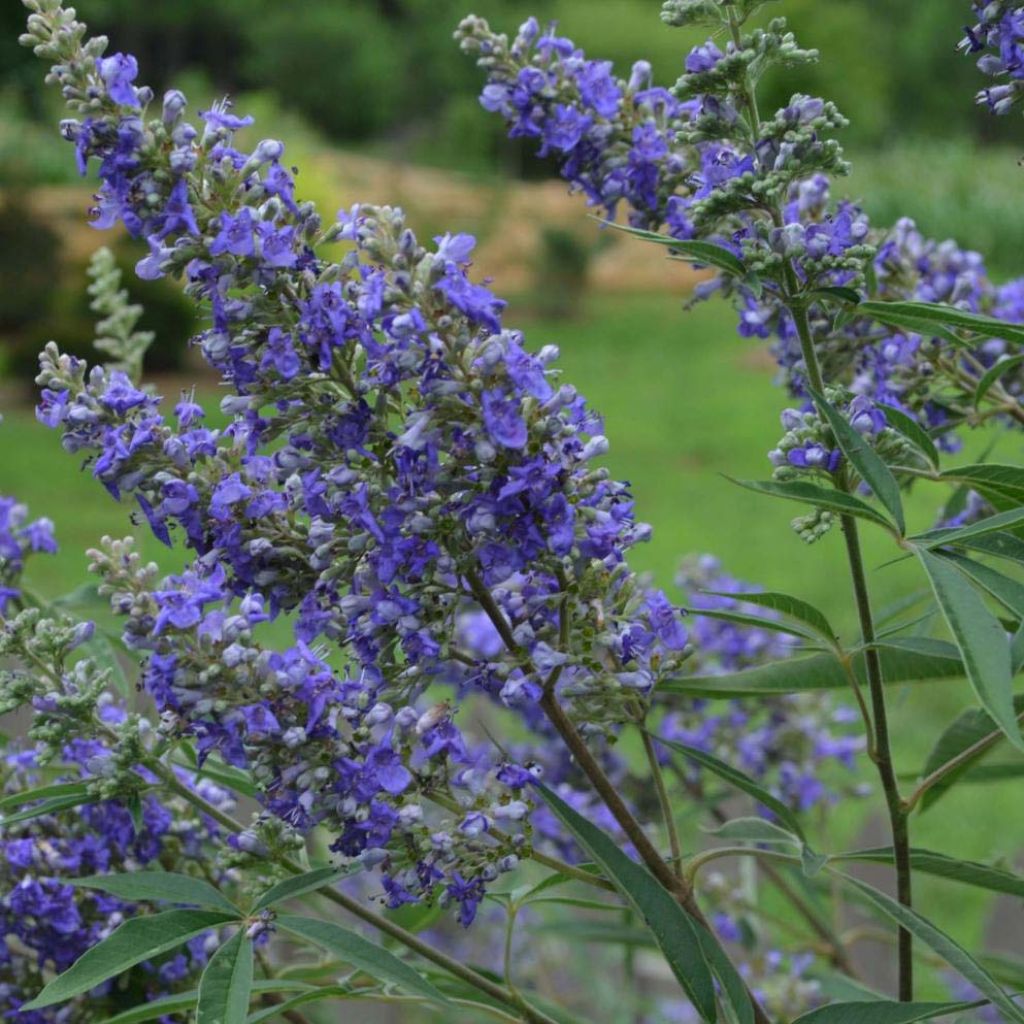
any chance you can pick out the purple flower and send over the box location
[96,53,140,107]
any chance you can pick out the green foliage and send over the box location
[197,931,254,1024]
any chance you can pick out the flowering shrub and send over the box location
[4,0,1024,1021]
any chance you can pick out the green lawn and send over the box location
[3,288,1023,989]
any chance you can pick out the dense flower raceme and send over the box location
[24,1,702,925]
[0,490,57,614]
[961,1,1024,114]
[0,736,231,1023]
[458,13,1024,445]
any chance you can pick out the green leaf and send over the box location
[791,1000,982,1024]
[807,386,905,534]
[653,735,806,841]
[961,531,1024,566]
[0,780,88,813]
[728,477,896,531]
[879,404,940,470]
[103,984,314,1024]
[682,605,815,643]
[938,553,1024,619]
[661,639,966,699]
[704,816,801,846]
[700,589,836,643]
[913,507,1024,548]
[858,299,1024,346]
[0,791,99,826]
[246,987,350,1024]
[22,909,238,1010]
[695,925,755,1024]
[915,547,1023,751]
[836,872,1024,1023]
[975,354,1024,408]
[198,930,253,1024]
[252,865,361,912]
[535,783,720,1022]
[917,694,1024,812]
[941,464,1024,506]
[835,847,1024,898]
[854,302,964,345]
[173,745,259,800]
[599,220,746,277]
[275,915,449,1005]
[74,872,240,914]
[809,286,862,306]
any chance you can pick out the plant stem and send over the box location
[152,761,559,1024]
[789,298,914,1000]
[462,569,774,1024]
[640,729,685,878]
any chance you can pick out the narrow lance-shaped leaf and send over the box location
[836,872,1024,1023]
[275,915,449,1006]
[535,783,720,1022]
[858,299,1024,346]
[653,734,806,841]
[807,386,905,534]
[916,694,1024,812]
[879,404,940,470]
[0,791,100,826]
[699,589,836,643]
[941,464,1024,506]
[253,864,362,912]
[103,983,315,1024]
[660,638,966,699]
[975,354,1024,407]
[727,477,897,531]
[915,547,1024,751]
[22,909,239,1010]
[682,605,815,643]
[597,219,747,277]
[198,930,254,1024]
[0,780,88,813]
[937,552,1024,620]
[834,847,1024,898]
[791,999,985,1024]
[74,872,241,915]
[913,506,1024,548]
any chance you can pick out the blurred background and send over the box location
[3,0,1024,993]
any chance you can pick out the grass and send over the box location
[4,288,1024,994]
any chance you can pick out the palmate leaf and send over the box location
[73,871,241,914]
[727,477,897,531]
[807,386,905,534]
[915,548,1024,751]
[791,1000,983,1024]
[917,694,1024,812]
[699,589,836,644]
[535,782,720,1022]
[252,864,362,912]
[275,915,449,1005]
[837,873,1024,1023]
[22,909,239,1010]
[660,637,966,699]
[198,930,253,1024]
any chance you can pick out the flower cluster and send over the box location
[24,0,693,926]
[961,2,1024,114]
[0,734,230,1022]
[460,10,1024,439]
[0,489,56,614]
